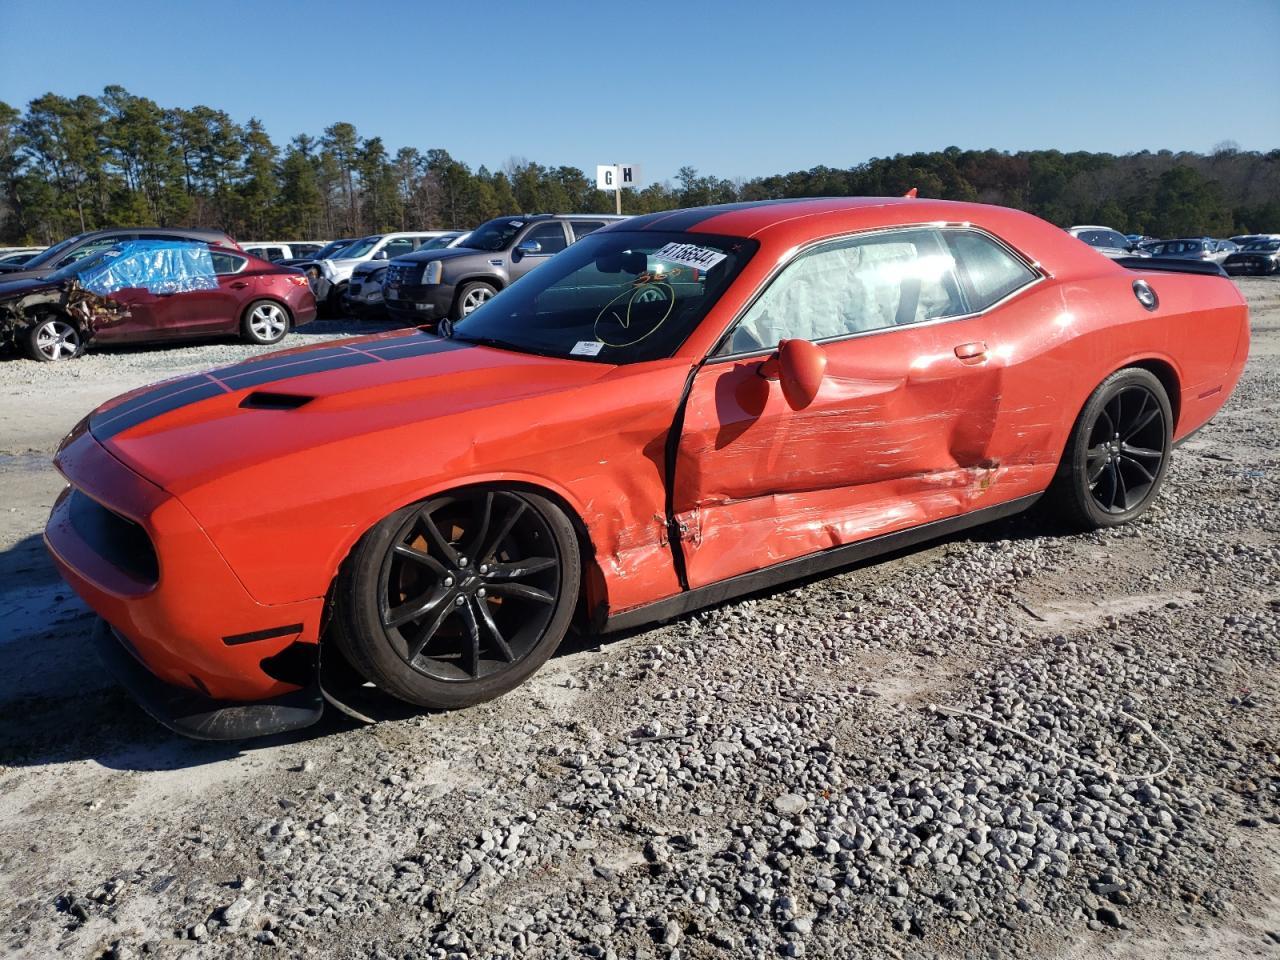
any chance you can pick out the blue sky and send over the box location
[2,0,1277,184]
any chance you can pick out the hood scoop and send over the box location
[240,391,314,411]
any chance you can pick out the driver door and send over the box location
[509,222,569,281]
[672,227,1018,589]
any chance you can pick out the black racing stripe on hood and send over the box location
[92,377,230,440]
[90,335,472,441]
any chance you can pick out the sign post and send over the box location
[596,163,641,215]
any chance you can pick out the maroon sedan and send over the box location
[0,240,317,362]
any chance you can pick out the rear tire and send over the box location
[24,314,84,362]
[331,488,580,710]
[241,300,290,345]
[1045,367,1173,529]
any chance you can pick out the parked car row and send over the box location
[0,246,47,267]
[1067,224,1279,273]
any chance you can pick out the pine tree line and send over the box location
[2,87,1277,244]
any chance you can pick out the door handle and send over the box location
[954,341,988,363]
[230,281,249,289]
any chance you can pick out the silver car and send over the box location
[1067,225,1150,259]
[344,232,469,319]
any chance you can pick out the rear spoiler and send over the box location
[1115,257,1227,278]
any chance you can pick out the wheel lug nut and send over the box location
[443,577,454,587]
[458,556,469,567]
[454,596,465,606]
[477,587,486,598]
[479,564,489,574]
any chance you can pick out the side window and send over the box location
[211,253,247,275]
[719,229,963,355]
[943,231,1038,312]
[522,222,568,255]
[570,220,606,242]
[383,238,415,258]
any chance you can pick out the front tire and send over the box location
[241,300,290,345]
[24,314,84,362]
[1046,367,1173,529]
[331,488,580,710]
[452,281,497,321]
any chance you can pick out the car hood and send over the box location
[0,266,54,283]
[86,329,614,497]
[0,275,61,301]
[393,246,484,265]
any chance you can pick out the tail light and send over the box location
[286,274,310,288]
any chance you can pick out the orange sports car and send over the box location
[44,197,1249,739]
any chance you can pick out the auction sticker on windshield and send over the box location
[571,340,604,357]
[652,242,728,272]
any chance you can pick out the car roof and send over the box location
[607,197,1012,238]
[79,226,232,240]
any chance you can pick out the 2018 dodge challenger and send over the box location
[44,197,1249,739]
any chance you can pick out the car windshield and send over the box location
[459,218,525,252]
[420,235,458,251]
[452,230,757,364]
[315,239,352,259]
[334,236,380,259]
[48,247,122,281]
[21,234,83,268]
[1078,230,1126,248]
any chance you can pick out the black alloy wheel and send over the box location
[332,488,580,709]
[1084,384,1166,514]
[1048,367,1173,529]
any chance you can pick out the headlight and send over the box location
[421,260,443,285]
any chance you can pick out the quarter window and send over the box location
[718,229,964,355]
[382,238,415,258]
[211,253,247,275]
[944,231,1038,312]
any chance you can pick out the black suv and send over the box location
[384,214,625,324]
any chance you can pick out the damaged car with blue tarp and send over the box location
[0,239,318,361]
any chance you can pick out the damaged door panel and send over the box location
[672,226,1065,589]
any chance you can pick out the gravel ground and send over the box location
[0,287,1277,960]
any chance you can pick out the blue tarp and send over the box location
[79,240,218,296]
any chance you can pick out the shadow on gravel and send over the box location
[0,498,1062,769]
[0,532,373,772]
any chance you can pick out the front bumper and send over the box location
[385,282,454,325]
[44,426,329,729]
[1224,259,1279,276]
[92,618,323,740]
[343,285,387,319]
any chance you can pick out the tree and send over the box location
[237,118,278,237]
[322,122,359,234]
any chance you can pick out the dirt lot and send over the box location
[0,286,1277,960]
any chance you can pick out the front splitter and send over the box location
[91,618,324,741]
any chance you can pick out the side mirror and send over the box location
[757,338,828,409]
[373,249,389,260]
[514,240,542,258]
